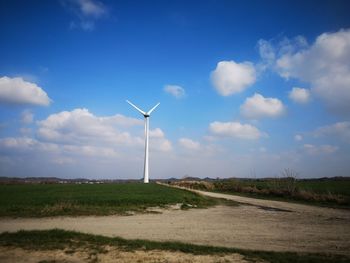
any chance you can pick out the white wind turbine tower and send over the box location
[126,100,160,183]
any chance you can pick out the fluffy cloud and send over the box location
[149,128,164,138]
[21,110,34,124]
[303,144,338,155]
[62,0,108,31]
[35,108,172,154]
[164,85,186,98]
[258,39,276,64]
[149,128,172,152]
[0,136,118,159]
[37,108,143,146]
[211,60,256,96]
[0,108,174,178]
[240,93,285,119]
[313,121,350,142]
[154,139,172,152]
[0,137,59,154]
[260,29,350,114]
[289,87,311,104]
[294,134,303,141]
[101,114,144,127]
[178,138,200,150]
[62,144,118,158]
[77,0,107,18]
[0,76,51,106]
[258,36,308,69]
[209,121,266,140]
[37,108,172,152]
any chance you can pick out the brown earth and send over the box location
[0,246,251,263]
[0,187,349,257]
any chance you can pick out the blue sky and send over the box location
[0,0,350,179]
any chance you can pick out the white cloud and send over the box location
[164,85,186,98]
[240,93,285,119]
[149,128,164,138]
[37,108,142,146]
[62,0,108,31]
[149,128,172,152]
[289,87,311,104]
[36,108,172,154]
[0,137,35,150]
[0,136,118,160]
[78,0,107,18]
[155,139,172,152]
[0,76,51,106]
[303,144,338,155]
[294,134,303,141]
[178,138,200,150]
[313,121,350,142]
[209,121,266,140]
[0,137,59,154]
[261,29,350,114]
[211,60,256,96]
[0,107,174,179]
[101,114,144,127]
[21,110,34,124]
[62,144,118,158]
[258,39,276,65]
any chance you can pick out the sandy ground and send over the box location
[0,188,349,256]
[0,246,251,263]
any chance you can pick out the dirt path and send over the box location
[0,189,349,256]
[169,184,349,217]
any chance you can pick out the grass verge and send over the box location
[212,190,350,210]
[169,178,350,209]
[0,229,349,263]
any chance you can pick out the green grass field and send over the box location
[295,179,350,196]
[0,183,217,217]
[0,229,348,263]
[216,179,350,196]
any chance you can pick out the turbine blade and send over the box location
[126,100,146,115]
[147,102,160,115]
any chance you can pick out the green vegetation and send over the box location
[213,178,350,207]
[295,179,350,196]
[0,229,348,263]
[0,183,217,217]
[171,176,350,208]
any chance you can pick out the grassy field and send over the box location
[170,177,350,208]
[0,229,348,263]
[0,183,217,217]
[295,179,350,196]
[214,178,350,196]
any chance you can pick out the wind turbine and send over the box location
[126,100,160,183]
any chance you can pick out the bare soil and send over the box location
[0,188,349,256]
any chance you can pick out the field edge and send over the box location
[0,229,349,263]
